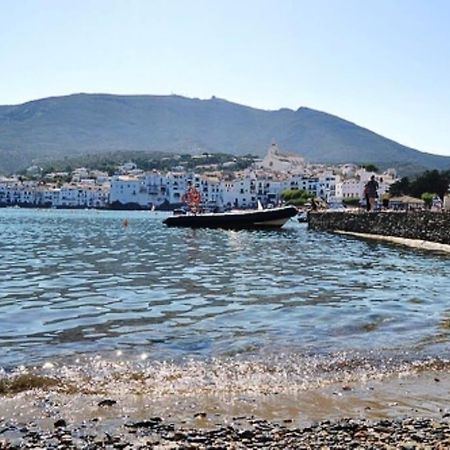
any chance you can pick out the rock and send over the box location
[3,414,450,448]
[125,417,163,429]
[98,399,117,407]
[59,434,72,444]
[149,416,163,423]
[238,429,254,439]
[53,419,66,428]
[165,431,186,441]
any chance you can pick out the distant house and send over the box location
[388,196,425,210]
[444,194,450,211]
[431,195,443,210]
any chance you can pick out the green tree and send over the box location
[104,165,116,176]
[280,189,314,206]
[362,164,379,173]
[342,196,361,207]
[421,192,434,208]
[410,170,450,199]
[389,177,410,196]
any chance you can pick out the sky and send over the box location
[1,0,450,156]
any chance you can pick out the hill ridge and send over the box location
[0,93,449,175]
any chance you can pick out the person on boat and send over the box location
[182,186,202,214]
[364,175,379,211]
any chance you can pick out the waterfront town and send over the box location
[0,144,402,210]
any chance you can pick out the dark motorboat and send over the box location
[163,205,298,229]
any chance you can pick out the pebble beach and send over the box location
[1,363,449,448]
[2,415,450,449]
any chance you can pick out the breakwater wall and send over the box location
[308,211,450,245]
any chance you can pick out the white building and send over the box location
[335,169,397,202]
[116,162,138,174]
[110,176,149,207]
[35,186,60,206]
[72,167,89,181]
[258,144,306,175]
[1,156,398,211]
[56,184,109,208]
[0,179,36,205]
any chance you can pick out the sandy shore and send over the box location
[1,369,449,448]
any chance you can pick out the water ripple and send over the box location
[0,208,449,368]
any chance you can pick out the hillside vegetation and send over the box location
[34,151,257,176]
[0,93,449,175]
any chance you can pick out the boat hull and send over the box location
[163,206,298,229]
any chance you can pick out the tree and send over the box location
[388,170,450,200]
[280,189,314,206]
[363,164,379,173]
[342,197,361,207]
[410,170,450,199]
[389,177,410,196]
[421,192,434,208]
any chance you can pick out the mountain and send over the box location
[0,93,449,175]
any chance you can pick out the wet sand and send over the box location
[1,369,449,448]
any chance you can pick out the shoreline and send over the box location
[336,230,450,254]
[1,416,449,449]
[1,368,449,447]
[308,210,450,249]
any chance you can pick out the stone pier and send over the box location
[308,210,450,246]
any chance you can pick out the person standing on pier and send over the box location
[364,175,379,211]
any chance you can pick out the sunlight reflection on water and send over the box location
[0,208,449,370]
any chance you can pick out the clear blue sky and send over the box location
[1,0,449,155]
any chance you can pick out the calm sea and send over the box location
[0,208,449,385]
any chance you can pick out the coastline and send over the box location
[336,230,450,254]
[1,362,449,448]
[2,208,449,447]
[308,210,450,247]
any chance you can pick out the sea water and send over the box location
[0,208,449,396]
